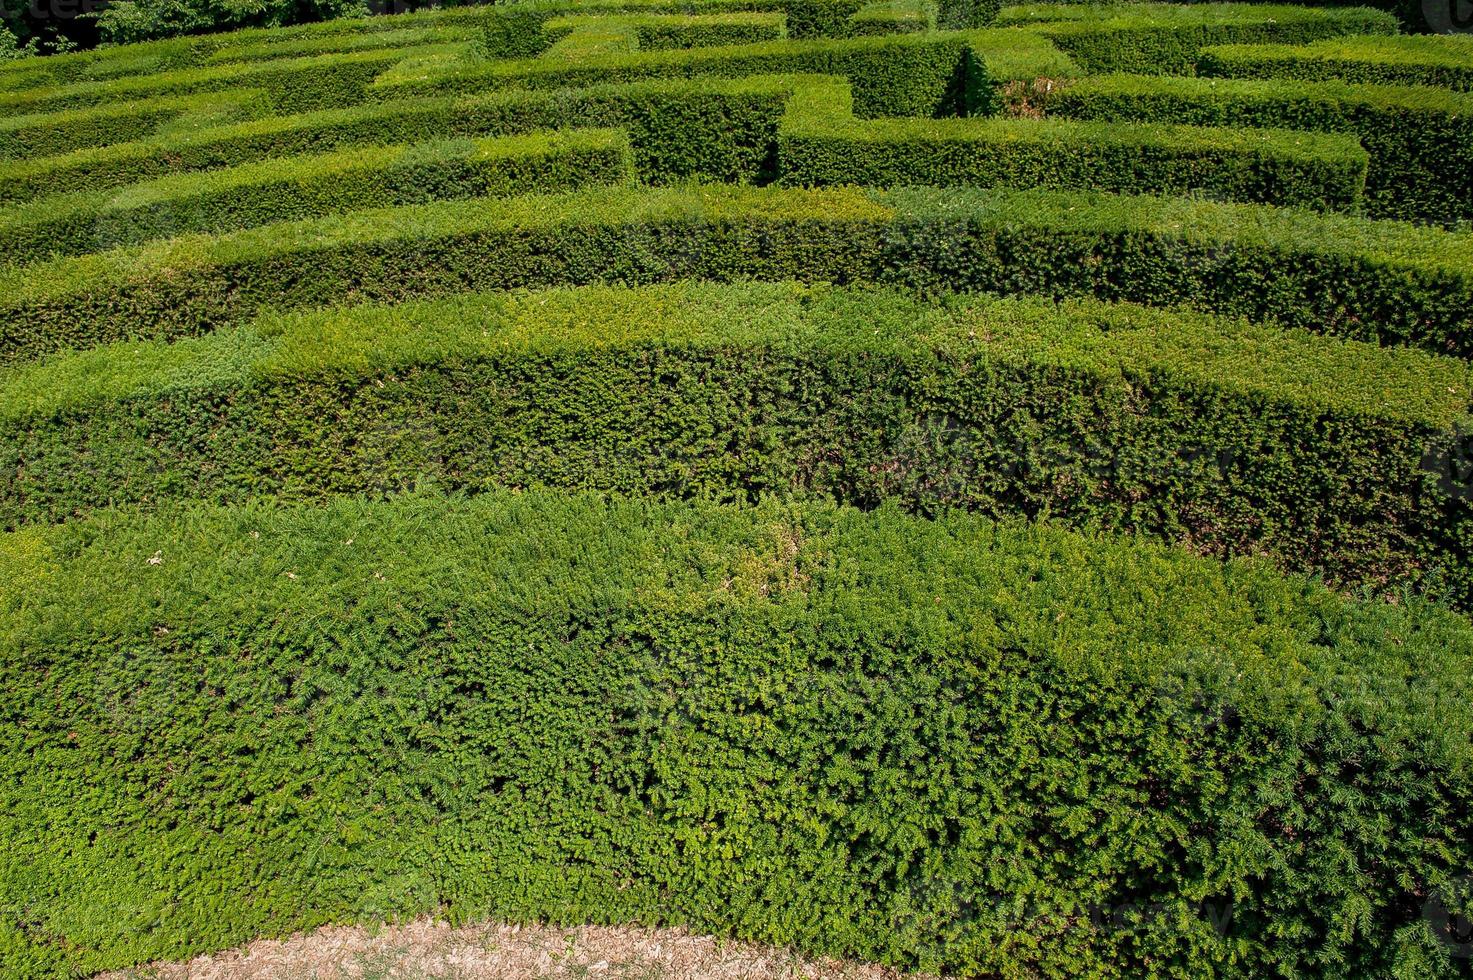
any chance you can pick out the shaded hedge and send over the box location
[0,129,631,265]
[0,0,903,87]
[0,42,469,117]
[2,282,1469,601]
[3,184,1471,364]
[2,487,1471,978]
[995,2,1398,74]
[542,11,789,49]
[371,30,974,120]
[0,89,265,161]
[0,3,503,85]
[0,76,793,206]
[1200,34,1473,91]
[780,79,1369,211]
[1047,73,1473,226]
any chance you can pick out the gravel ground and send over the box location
[99,919,922,980]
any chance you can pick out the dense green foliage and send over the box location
[93,0,368,45]
[0,43,465,117]
[1200,34,1473,91]
[3,4,1472,977]
[781,80,1369,211]
[0,90,266,161]
[1047,73,1473,226]
[995,3,1399,74]
[2,282,1468,600]
[371,30,973,118]
[0,76,795,204]
[2,489,1471,978]
[0,129,632,264]
[4,185,1471,365]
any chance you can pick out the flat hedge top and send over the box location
[1,281,1466,428]
[0,0,770,85]
[370,29,965,96]
[1057,71,1473,115]
[0,74,795,201]
[1205,33,1473,68]
[0,90,260,139]
[0,128,611,235]
[789,84,1370,164]
[0,43,463,116]
[0,184,887,302]
[4,488,1470,753]
[885,185,1473,270]
[3,180,1472,313]
[996,2,1398,30]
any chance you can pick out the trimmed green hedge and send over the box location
[0,43,466,118]
[0,5,504,87]
[0,76,795,206]
[0,129,631,266]
[1199,35,1473,91]
[202,24,484,65]
[1047,73,1473,226]
[4,184,1469,364]
[372,31,973,119]
[1,282,1468,602]
[998,3,1399,74]
[543,11,789,49]
[780,79,1370,211]
[0,90,266,161]
[2,486,1471,978]
[472,0,998,57]
[882,186,1473,356]
[848,0,932,34]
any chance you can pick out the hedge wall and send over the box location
[0,4,503,86]
[882,186,1473,356]
[780,80,1369,211]
[0,130,631,265]
[1004,0,1436,33]
[996,3,1399,74]
[0,43,465,118]
[472,0,999,56]
[202,24,484,65]
[542,11,789,49]
[0,76,794,206]
[2,282,1468,602]
[3,185,1470,365]
[372,31,972,120]
[2,487,1471,978]
[0,89,266,161]
[1199,35,1473,91]
[1047,73,1473,226]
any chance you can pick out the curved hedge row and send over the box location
[0,4,505,85]
[3,185,1471,365]
[1199,34,1473,91]
[994,3,1398,74]
[0,90,266,161]
[1046,72,1473,226]
[780,80,1369,211]
[0,129,632,264]
[0,76,794,205]
[2,282,1468,602]
[542,11,789,49]
[0,44,471,118]
[2,488,1470,979]
[370,30,975,119]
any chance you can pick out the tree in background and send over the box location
[92,0,372,43]
[0,21,23,58]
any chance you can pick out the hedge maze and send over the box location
[2,3,1473,978]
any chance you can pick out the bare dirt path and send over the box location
[100,919,922,980]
